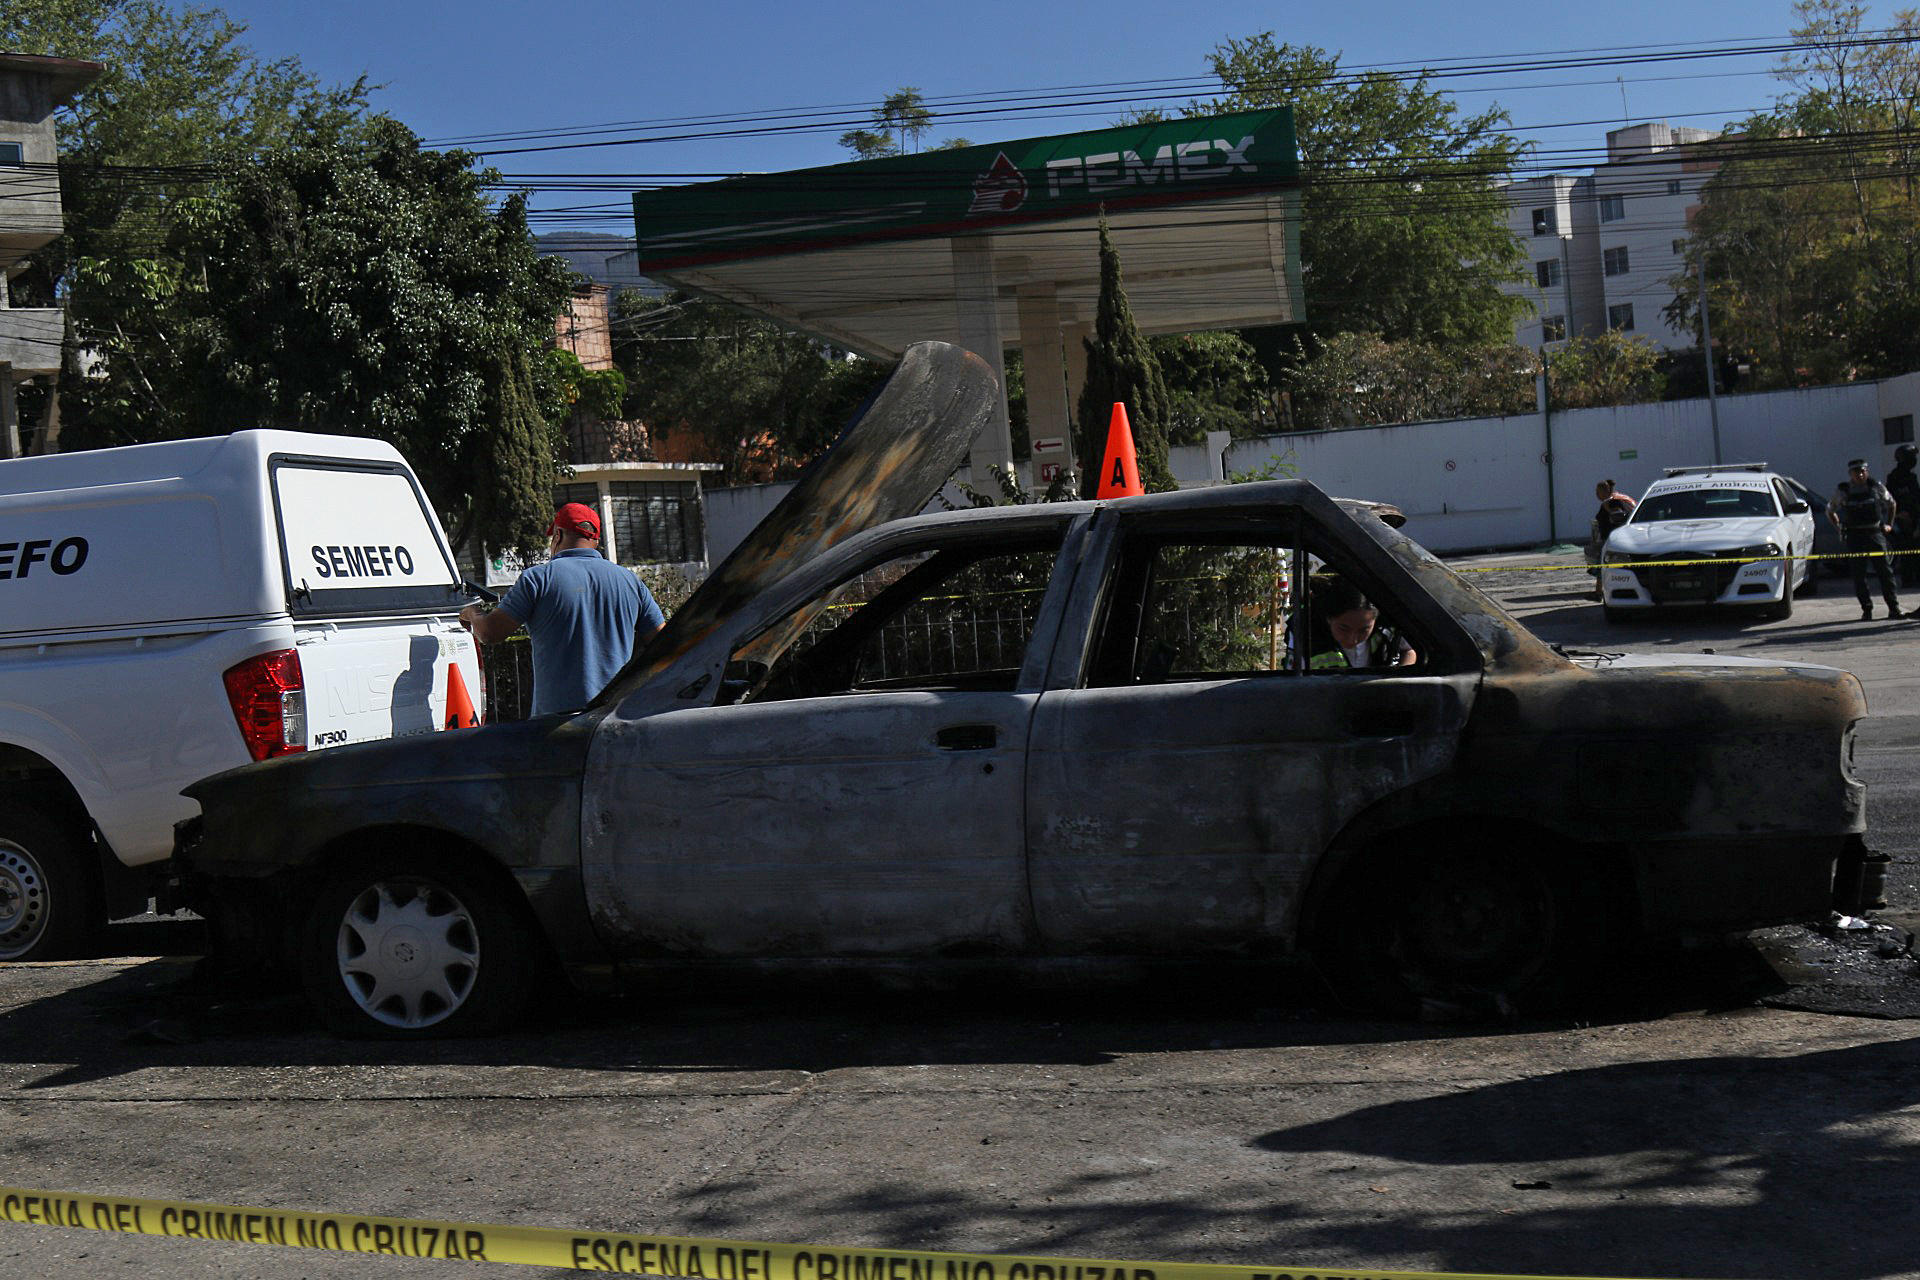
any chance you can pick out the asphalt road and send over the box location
[2,551,1919,1280]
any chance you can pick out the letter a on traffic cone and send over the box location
[444,663,480,730]
[1096,401,1144,499]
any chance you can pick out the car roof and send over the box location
[1645,469,1783,490]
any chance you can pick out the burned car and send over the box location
[179,344,1871,1036]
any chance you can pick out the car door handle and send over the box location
[936,724,997,751]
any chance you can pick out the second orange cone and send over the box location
[1096,401,1144,499]
[444,663,480,729]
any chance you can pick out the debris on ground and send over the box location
[1754,916,1920,1018]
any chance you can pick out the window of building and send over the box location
[0,143,21,166]
[1531,207,1557,236]
[1541,315,1567,342]
[1885,414,1915,445]
[1603,246,1631,276]
[1666,180,1682,196]
[1672,239,1688,257]
[552,482,598,510]
[607,480,704,565]
[1600,194,1626,222]
[1608,303,1636,332]
[1535,259,1562,288]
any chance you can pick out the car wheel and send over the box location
[1768,553,1795,619]
[1398,849,1560,994]
[1794,551,1818,597]
[1313,846,1589,1017]
[0,804,98,962]
[301,852,535,1038]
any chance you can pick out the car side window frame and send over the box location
[711,520,1084,706]
[1066,508,1437,688]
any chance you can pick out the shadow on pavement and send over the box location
[1250,1036,1920,1280]
[0,936,1808,1086]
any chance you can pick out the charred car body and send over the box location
[179,344,1871,1036]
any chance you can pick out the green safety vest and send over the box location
[1307,627,1401,670]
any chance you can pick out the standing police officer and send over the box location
[1833,458,1903,620]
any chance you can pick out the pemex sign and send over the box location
[631,108,1299,271]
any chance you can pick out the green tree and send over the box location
[611,292,889,482]
[189,119,575,550]
[1150,330,1277,441]
[1075,216,1176,495]
[876,87,932,153]
[839,86,966,158]
[471,346,555,559]
[1670,1,1920,385]
[1546,332,1666,408]
[1279,332,1537,428]
[1190,35,1528,347]
[4,0,370,452]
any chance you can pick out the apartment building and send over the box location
[1501,122,1720,354]
[0,53,99,456]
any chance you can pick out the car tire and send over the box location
[1312,844,1595,1018]
[0,804,98,962]
[1794,552,1818,597]
[300,851,536,1039]
[1768,554,1796,620]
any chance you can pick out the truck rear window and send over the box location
[272,459,464,616]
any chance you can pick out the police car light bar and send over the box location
[1662,462,1770,477]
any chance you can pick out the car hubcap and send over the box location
[335,879,480,1029]
[0,841,49,960]
[1404,854,1554,987]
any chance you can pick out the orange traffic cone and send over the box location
[444,663,480,730]
[1096,401,1144,499]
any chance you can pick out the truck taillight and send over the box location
[222,649,307,761]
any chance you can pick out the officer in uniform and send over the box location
[1833,458,1903,620]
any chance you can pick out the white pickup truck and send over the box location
[0,430,482,959]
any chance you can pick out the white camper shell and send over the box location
[0,430,482,959]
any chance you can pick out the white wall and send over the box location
[698,380,1910,563]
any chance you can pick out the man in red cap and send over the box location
[459,502,664,715]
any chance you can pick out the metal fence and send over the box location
[481,637,535,723]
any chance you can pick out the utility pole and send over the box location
[1698,254,1722,465]
[0,363,17,460]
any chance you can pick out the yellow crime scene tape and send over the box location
[0,1183,1673,1280]
[1452,547,1920,573]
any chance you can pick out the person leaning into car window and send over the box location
[459,502,666,715]
[1832,459,1904,621]
[1289,577,1418,670]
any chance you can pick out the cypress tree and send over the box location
[472,345,558,560]
[1075,214,1177,496]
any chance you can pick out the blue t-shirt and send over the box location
[498,549,664,716]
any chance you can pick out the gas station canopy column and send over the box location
[630,109,1304,484]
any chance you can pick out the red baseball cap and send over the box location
[549,502,601,539]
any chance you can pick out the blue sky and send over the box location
[214,0,1815,234]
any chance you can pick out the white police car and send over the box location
[1599,463,1820,621]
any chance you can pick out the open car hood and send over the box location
[597,340,999,701]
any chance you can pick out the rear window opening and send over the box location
[271,457,465,617]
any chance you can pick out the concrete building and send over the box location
[0,53,100,457]
[1502,122,1721,354]
[556,284,615,371]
